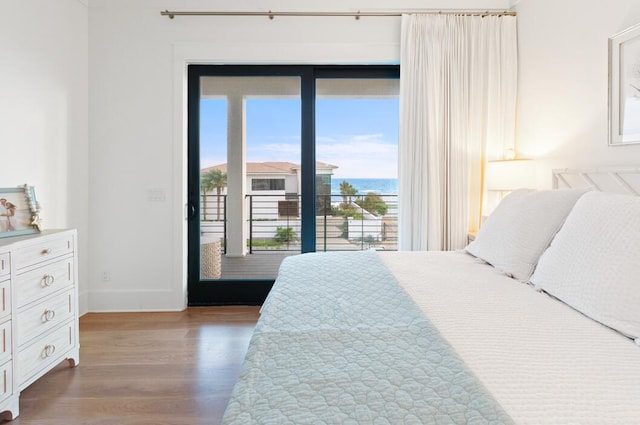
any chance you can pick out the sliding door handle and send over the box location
[186,202,197,221]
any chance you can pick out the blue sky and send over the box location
[200,97,399,178]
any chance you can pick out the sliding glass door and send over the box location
[188,65,399,305]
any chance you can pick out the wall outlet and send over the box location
[102,271,111,281]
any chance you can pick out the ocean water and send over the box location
[331,178,398,195]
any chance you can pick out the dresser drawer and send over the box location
[15,257,74,308]
[0,253,9,278]
[0,280,10,320]
[18,321,75,387]
[0,360,12,403]
[0,321,11,366]
[17,290,74,348]
[14,235,73,270]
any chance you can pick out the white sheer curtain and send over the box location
[398,14,517,251]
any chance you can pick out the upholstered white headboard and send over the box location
[553,168,640,196]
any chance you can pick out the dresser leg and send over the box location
[0,396,19,420]
[66,347,80,368]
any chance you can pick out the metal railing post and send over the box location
[223,195,227,254]
[285,199,290,251]
[323,196,327,252]
[248,195,253,254]
[360,203,364,250]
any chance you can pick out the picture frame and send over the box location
[609,22,640,146]
[0,185,41,239]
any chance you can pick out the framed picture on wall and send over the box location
[0,185,41,239]
[609,22,640,146]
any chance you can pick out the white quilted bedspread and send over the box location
[222,251,513,425]
[380,250,640,425]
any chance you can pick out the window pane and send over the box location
[251,179,286,191]
[315,78,399,251]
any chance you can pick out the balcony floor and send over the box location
[217,239,391,280]
[219,251,298,280]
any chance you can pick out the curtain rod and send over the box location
[160,10,516,20]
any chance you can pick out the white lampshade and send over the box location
[485,159,536,191]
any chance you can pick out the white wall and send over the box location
[515,0,640,187]
[88,0,510,311]
[0,1,89,314]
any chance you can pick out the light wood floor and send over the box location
[6,307,260,425]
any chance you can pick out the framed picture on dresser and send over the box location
[0,185,41,238]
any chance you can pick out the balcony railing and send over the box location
[200,193,398,253]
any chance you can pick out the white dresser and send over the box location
[0,229,79,420]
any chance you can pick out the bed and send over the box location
[222,168,640,424]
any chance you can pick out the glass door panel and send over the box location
[198,76,301,281]
[315,78,400,251]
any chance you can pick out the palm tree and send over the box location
[201,169,227,221]
[339,180,357,206]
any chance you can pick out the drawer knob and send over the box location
[42,309,56,322]
[42,344,56,358]
[41,274,55,287]
[41,248,52,255]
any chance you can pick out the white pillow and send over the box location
[531,191,640,340]
[466,188,588,281]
